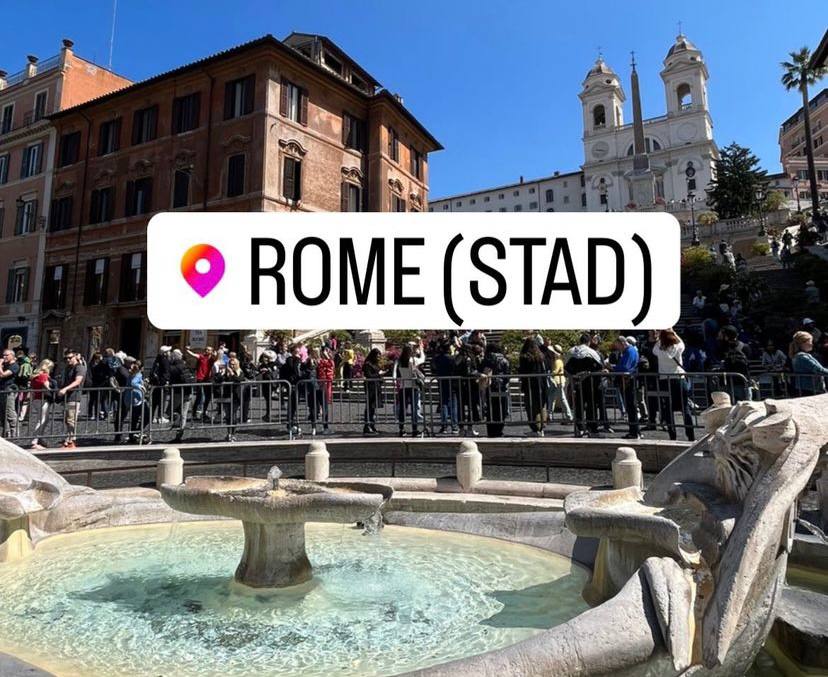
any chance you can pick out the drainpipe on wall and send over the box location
[70,111,93,314]
[201,69,215,211]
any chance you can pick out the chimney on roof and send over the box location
[60,38,74,68]
[554,171,560,176]
[25,54,38,80]
[519,175,524,184]
[0,70,7,91]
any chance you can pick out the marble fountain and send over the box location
[0,393,825,676]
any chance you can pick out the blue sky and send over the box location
[2,1,826,198]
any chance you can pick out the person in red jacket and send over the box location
[186,345,215,422]
[316,347,335,434]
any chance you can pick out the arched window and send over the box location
[626,138,662,155]
[593,104,606,129]
[677,83,692,110]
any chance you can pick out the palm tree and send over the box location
[781,47,827,219]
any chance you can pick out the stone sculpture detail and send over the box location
[414,393,825,676]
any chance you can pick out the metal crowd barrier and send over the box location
[0,370,822,447]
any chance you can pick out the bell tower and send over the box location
[660,33,709,115]
[579,56,625,136]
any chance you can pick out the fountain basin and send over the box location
[0,521,589,677]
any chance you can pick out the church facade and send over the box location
[430,34,719,216]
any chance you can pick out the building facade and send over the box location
[779,87,828,211]
[41,33,440,362]
[0,40,130,352]
[430,34,718,217]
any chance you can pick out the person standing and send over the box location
[280,345,305,437]
[790,331,828,396]
[361,348,384,435]
[691,290,706,316]
[480,342,511,437]
[124,360,148,444]
[112,356,133,443]
[341,341,356,392]
[28,359,55,450]
[565,334,605,437]
[149,346,172,424]
[215,357,245,442]
[518,338,548,436]
[316,347,335,435]
[186,345,215,422]
[58,350,86,448]
[546,344,573,422]
[653,329,695,442]
[0,349,20,438]
[393,345,424,437]
[612,336,641,439]
[432,341,459,434]
[169,349,196,442]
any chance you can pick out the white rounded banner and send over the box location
[147,211,681,330]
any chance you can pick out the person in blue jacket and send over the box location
[790,331,828,396]
[613,336,641,439]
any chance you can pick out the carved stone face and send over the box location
[709,401,794,502]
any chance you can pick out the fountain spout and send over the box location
[267,466,283,490]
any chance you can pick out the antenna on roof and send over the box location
[108,0,118,69]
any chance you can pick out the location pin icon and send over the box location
[180,244,225,297]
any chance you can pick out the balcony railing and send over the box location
[3,54,62,87]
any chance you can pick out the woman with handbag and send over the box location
[393,345,424,438]
[653,329,695,442]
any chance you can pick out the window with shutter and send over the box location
[0,104,13,134]
[59,131,81,167]
[90,187,114,224]
[20,143,43,178]
[224,75,255,120]
[132,105,158,145]
[282,157,302,202]
[343,113,366,152]
[173,170,191,207]
[50,196,73,231]
[5,269,14,304]
[34,92,47,121]
[125,179,152,217]
[98,118,121,156]
[281,80,303,123]
[388,127,399,162]
[226,155,245,198]
[15,200,37,235]
[0,153,8,184]
[172,93,200,134]
[84,258,109,306]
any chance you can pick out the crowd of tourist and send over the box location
[1,293,826,448]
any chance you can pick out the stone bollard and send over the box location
[157,447,184,488]
[456,440,482,492]
[612,446,643,490]
[305,441,330,481]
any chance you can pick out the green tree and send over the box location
[706,143,768,219]
[781,47,827,218]
[763,190,787,213]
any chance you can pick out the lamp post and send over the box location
[755,186,766,237]
[684,164,699,246]
[791,175,801,212]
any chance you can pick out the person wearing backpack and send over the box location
[480,342,511,437]
[565,334,604,437]
[14,351,33,424]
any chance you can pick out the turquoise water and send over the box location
[0,522,589,677]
